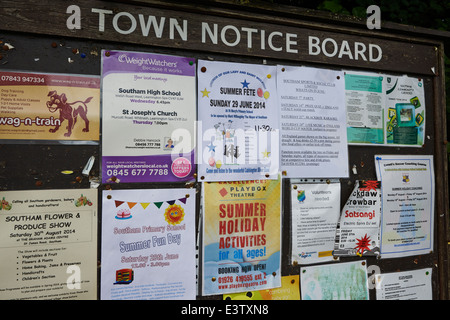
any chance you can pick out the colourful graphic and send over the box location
[114,269,134,284]
[115,208,132,220]
[359,180,380,191]
[355,234,372,256]
[0,197,12,210]
[46,90,93,137]
[297,190,306,203]
[75,194,93,207]
[111,196,189,211]
[164,204,185,225]
[410,96,421,108]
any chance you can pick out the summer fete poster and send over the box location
[0,71,100,142]
[375,155,434,258]
[197,60,279,182]
[100,188,196,300]
[0,189,98,300]
[202,178,282,295]
[101,50,196,183]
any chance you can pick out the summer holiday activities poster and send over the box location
[202,178,282,295]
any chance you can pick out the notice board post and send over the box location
[0,0,449,300]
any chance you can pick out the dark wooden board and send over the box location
[0,0,448,299]
[0,30,445,299]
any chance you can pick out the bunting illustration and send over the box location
[110,195,190,220]
[112,196,189,209]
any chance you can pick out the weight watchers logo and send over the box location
[117,54,178,68]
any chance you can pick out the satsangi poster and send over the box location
[202,178,282,295]
[334,180,381,257]
[197,60,279,182]
[100,188,196,300]
[0,71,100,142]
[0,189,97,300]
[101,50,196,183]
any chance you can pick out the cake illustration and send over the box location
[115,208,132,220]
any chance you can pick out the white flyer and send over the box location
[375,155,434,258]
[375,268,432,300]
[100,188,196,300]
[278,65,349,178]
[291,181,340,264]
[197,60,279,181]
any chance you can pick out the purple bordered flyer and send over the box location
[101,50,196,183]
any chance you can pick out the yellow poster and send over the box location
[0,71,100,141]
[202,178,281,296]
[224,275,300,300]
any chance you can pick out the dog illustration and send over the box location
[46,90,92,137]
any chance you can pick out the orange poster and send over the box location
[0,71,100,141]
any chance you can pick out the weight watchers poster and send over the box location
[101,50,196,183]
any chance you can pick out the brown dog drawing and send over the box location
[46,90,93,137]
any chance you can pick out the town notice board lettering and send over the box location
[1,0,437,75]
